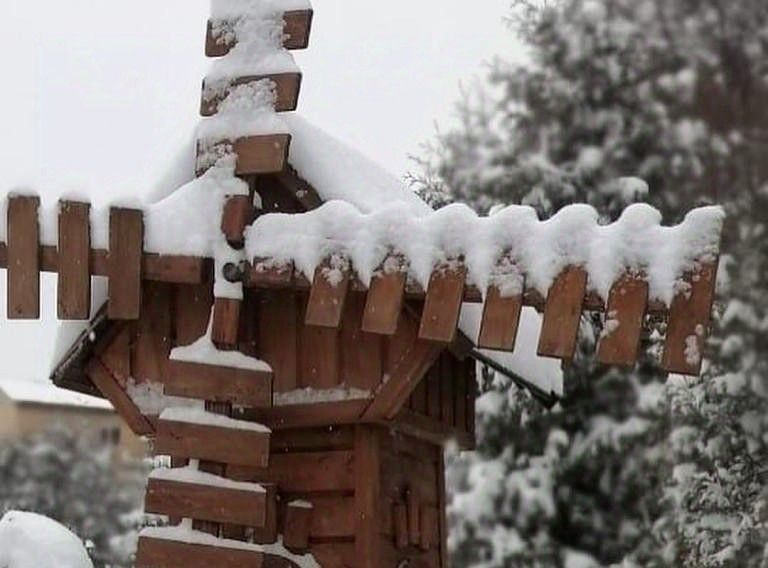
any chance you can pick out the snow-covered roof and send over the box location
[0,379,113,411]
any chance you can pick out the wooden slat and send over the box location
[251,484,279,545]
[206,9,314,55]
[393,503,408,550]
[211,297,241,347]
[419,264,467,343]
[355,426,381,567]
[174,283,214,346]
[143,254,207,284]
[57,201,91,320]
[249,260,294,288]
[243,400,368,431]
[136,536,266,568]
[478,283,523,351]
[299,319,340,389]
[132,281,173,384]
[201,73,302,116]
[108,208,144,320]
[305,258,351,328]
[145,477,268,527]
[419,506,437,551]
[258,290,299,393]
[439,355,454,428]
[597,275,649,366]
[86,359,153,436]
[406,488,420,546]
[362,260,407,335]
[283,501,312,552]
[341,293,383,391]
[7,196,40,319]
[228,451,355,493]
[154,418,270,468]
[662,262,718,375]
[537,266,588,359]
[233,134,291,175]
[166,359,273,408]
[220,195,252,245]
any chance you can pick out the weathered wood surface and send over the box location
[538,267,588,359]
[597,275,649,366]
[57,201,91,320]
[86,359,153,436]
[7,196,40,319]
[282,501,312,552]
[108,208,144,320]
[305,259,351,328]
[211,297,241,347]
[234,134,292,176]
[362,260,407,335]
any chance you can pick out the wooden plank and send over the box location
[419,264,467,343]
[258,290,299,393]
[300,296,340,389]
[362,259,407,335]
[211,297,241,347]
[228,451,355,493]
[597,275,649,366]
[283,501,312,552]
[420,506,437,551]
[154,418,270,468]
[305,258,351,328]
[220,194,252,245]
[393,503,409,550]
[407,488,420,546]
[7,195,40,319]
[86,359,153,436]
[439,354,454,428]
[454,370,468,432]
[341,293,383,391]
[426,365,441,421]
[57,201,91,320]
[166,359,273,408]
[243,400,368,431]
[135,536,265,568]
[662,262,718,375]
[132,281,173,384]
[537,266,588,359]
[478,283,523,351]
[201,73,302,116]
[143,254,207,284]
[234,134,291,175]
[174,283,214,347]
[251,484,279,545]
[96,322,132,387]
[206,9,314,55]
[108,208,144,320]
[145,477,268,527]
[355,426,381,568]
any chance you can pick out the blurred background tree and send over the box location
[0,429,146,567]
[414,0,768,565]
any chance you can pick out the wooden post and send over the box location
[7,195,40,319]
[355,425,381,567]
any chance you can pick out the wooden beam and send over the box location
[205,10,314,56]
[282,501,312,552]
[201,73,302,116]
[57,201,91,320]
[86,359,154,436]
[220,195,252,245]
[597,275,649,366]
[537,266,588,359]
[108,208,144,320]
[136,536,268,568]
[419,264,467,343]
[165,359,273,408]
[7,195,40,319]
[662,262,718,375]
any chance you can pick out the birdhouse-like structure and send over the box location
[0,1,724,566]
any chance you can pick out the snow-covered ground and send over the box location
[0,511,93,568]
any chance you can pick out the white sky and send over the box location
[0,0,521,381]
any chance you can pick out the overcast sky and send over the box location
[0,0,521,381]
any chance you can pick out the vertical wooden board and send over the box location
[220,194,252,245]
[478,284,523,351]
[426,365,442,421]
[393,503,409,550]
[597,275,649,366]
[341,293,383,391]
[305,259,351,328]
[439,354,454,427]
[108,208,143,320]
[251,484,278,545]
[57,201,91,320]
[420,506,437,551]
[299,318,340,390]
[211,297,241,348]
[7,195,40,319]
[362,263,406,336]
[237,289,260,358]
[133,282,173,384]
[283,501,312,552]
[355,426,381,568]
[537,266,588,359]
[466,361,477,440]
[385,312,419,375]
[419,264,467,343]
[406,489,420,546]
[436,454,449,568]
[454,370,467,433]
[662,263,718,375]
[410,377,428,415]
[174,282,214,347]
[257,290,299,393]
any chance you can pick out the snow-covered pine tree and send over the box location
[417,0,768,565]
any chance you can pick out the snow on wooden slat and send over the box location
[205,10,314,56]
[662,262,718,375]
[596,275,649,366]
[234,134,291,175]
[7,196,40,319]
[57,201,91,320]
[537,267,587,360]
[202,73,302,116]
[418,264,467,344]
[362,257,407,336]
[108,208,144,320]
[478,282,524,352]
[305,257,351,328]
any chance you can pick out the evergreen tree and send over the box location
[418,0,768,565]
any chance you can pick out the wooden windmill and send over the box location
[0,1,723,567]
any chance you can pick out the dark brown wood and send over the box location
[136,536,266,568]
[242,399,368,431]
[341,293,383,391]
[154,417,270,468]
[478,283,523,351]
[233,134,291,175]
[145,477,268,527]
[537,266,588,359]
[249,260,295,289]
[283,501,312,552]
[362,260,407,336]
[305,258,351,328]
[355,426,381,568]
[166,359,273,408]
[86,359,153,436]
[201,73,302,116]
[220,195,253,245]
[419,506,437,551]
[174,283,214,346]
[439,355,454,428]
[393,503,409,550]
[7,195,40,319]
[257,290,299,392]
[143,254,207,284]
[437,453,449,568]
[132,282,173,384]
[251,484,279,545]
[419,264,467,343]
[406,488,420,546]
[211,297,241,347]
[597,275,649,366]
[228,451,355,493]
[300,293,341,389]
[206,9,314,55]
[57,201,91,320]
[108,208,144,320]
[274,168,324,210]
[662,262,718,375]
